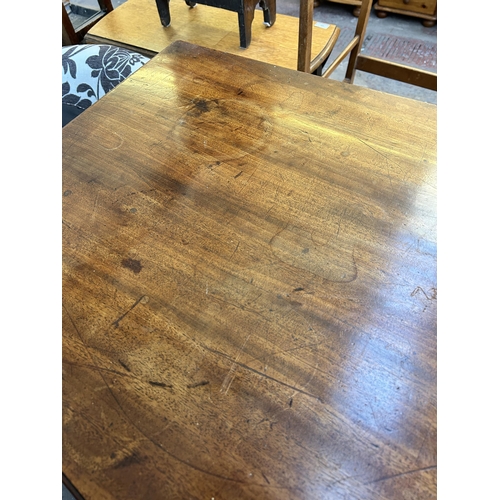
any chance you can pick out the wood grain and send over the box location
[63,41,437,499]
[84,0,339,69]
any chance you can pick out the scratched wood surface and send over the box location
[62,41,437,500]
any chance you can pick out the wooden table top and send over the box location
[62,41,437,500]
[85,0,339,69]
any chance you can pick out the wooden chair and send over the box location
[63,0,114,46]
[298,0,437,90]
[154,0,276,48]
[84,0,340,75]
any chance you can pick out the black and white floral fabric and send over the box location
[62,44,150,126]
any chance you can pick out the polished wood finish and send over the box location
[374,0,436,26]
[154,0,276,48]
[85,0,339,71]
[63,40,437,500]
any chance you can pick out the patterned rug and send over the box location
[336,30,437,71]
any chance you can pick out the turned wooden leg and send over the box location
[313,0,321,7]
[422,19,436,27]
[259,0,276,27]
[238,7,255,48]
[353,6,360,16]
[155,0,171,27]
[375,11,388,18]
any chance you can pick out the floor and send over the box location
[63,2,436,498]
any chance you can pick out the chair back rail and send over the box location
[298,0,436,90]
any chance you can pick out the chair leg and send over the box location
[238,7,255,48]
[345,0,373,83]
[155,0,171,27]
[313,61,326,76]
[259,0,276,27]
[62,3,80,45]
[344,55,357,83]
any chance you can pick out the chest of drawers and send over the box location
[374,0,437,26]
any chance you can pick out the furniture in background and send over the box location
[315,0,436,25]
[303,0,436,89]
[63,40,437,500]
[85,0,340,75]
[84,0,435,88]
[62,44,149,126]
[154,0,276,48]
[62,0,114,46]
[374,0,436,27]
[317,0,363,16]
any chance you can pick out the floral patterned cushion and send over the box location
[62,44,150,127]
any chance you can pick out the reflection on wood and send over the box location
[63,41,436,499]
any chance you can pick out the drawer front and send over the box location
[378,0,436,15]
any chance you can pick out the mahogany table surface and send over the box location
[62,40,437,500]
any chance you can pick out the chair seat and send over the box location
[155,0,276,48]
[85,0,339,72]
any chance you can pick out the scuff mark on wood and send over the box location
[112,295,145,328]
[187,380,209,389]
[149,381,173,388]
[119,359,131,372]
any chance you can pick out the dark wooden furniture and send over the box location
[63,40,437,500]
[154,0,276,48]
[85,0,339,74]
[374,0,437,27]
[62,0,114,46]
[310,0,436,89]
